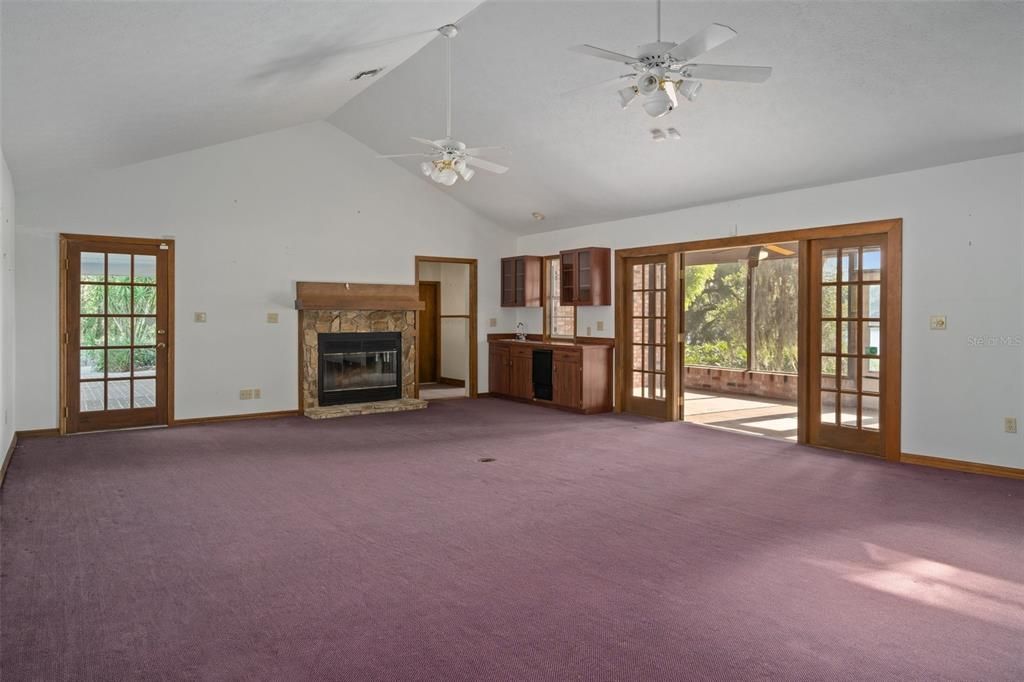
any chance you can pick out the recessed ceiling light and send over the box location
[352,67,385,81]
[531,212,545,221]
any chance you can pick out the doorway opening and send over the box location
[614,218,901,461]
[682,242,799,441]
[415,257,478,400]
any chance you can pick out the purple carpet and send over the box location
[2,398,1022,680]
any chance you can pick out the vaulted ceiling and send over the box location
[1,0,480,190]
[333,0,1024,233]
[3,1,1023,235]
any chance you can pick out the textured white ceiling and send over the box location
[1,0,481,190]
[332,0,1024,233]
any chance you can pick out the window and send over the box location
[544,256,575,339]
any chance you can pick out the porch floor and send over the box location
[683,390,799,441]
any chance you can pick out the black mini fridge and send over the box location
[532,349,553,401]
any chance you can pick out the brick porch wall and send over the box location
[684,366,798,402]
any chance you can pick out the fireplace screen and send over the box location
[317,332,402,406]
[322,351,398,393]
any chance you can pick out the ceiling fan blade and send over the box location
[561,73,635,96]
[410,137,443,148]
[764,244,796,256]
[462,146,505,155]
[668,23,738,62]
[377,152,435,159]
[681,64,772,83]
[465,157,509,174]
[568,44,641,64]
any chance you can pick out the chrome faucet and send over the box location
[515,322,527,341]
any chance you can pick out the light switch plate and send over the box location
[1006,417,1018,434]
[929,315,946,330]
[488,318,497,328]
[194,312,207,323]
[239,389,252,400]
[253,388,261,400]
[266,312,279,324]
[596,321,605,332]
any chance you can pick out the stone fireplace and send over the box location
[296,282,425,419]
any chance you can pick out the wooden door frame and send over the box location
[414,256,478,398]
[417,280,442,383]
[614,218,901,459]
[59,233,176,434]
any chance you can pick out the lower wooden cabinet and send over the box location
[509,347,534,399]
[487,338,612,414]
[488,345,509,395]
[552,355,582,409]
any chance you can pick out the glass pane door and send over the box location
[624,256,668,417]
[65,237,169,433]
[809,236,886,455]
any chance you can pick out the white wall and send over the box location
[516,153,1024,469]
[15,121,516,427]
[1,152,16,452]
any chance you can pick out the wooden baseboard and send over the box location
[1,434,17,488]
[173,410,301,426]
[16,428,61,439]
[901,452,1024,481]
[437,377,466,387]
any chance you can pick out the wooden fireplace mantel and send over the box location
[294,282,425,311]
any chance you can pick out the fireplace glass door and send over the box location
[317,332,403,405]
[322,351,398,393]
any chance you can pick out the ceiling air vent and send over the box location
[352,67,385,81]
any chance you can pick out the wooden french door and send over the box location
[623,255,670,418]
[61,235,173,433]
[807,233,897,458]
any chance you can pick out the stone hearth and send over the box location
[304,398,427,420]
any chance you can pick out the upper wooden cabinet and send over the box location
[560,247,611,306]
[500,256,542,307]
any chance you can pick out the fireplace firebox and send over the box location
[317,332,402,406]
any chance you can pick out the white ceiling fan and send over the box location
[378,24,508,186]
[568,0,772,118]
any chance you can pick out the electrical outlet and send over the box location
[586,326,592,336]
[253,388,261,400]
[194,312,207,323]
[266,313,279,324]
[239,389,252,400]
[929,315,947,330]
[1006,417,1018,434]
[596,321,605,332]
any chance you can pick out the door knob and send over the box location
[157,329,166,335]
[157,342,167,349]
